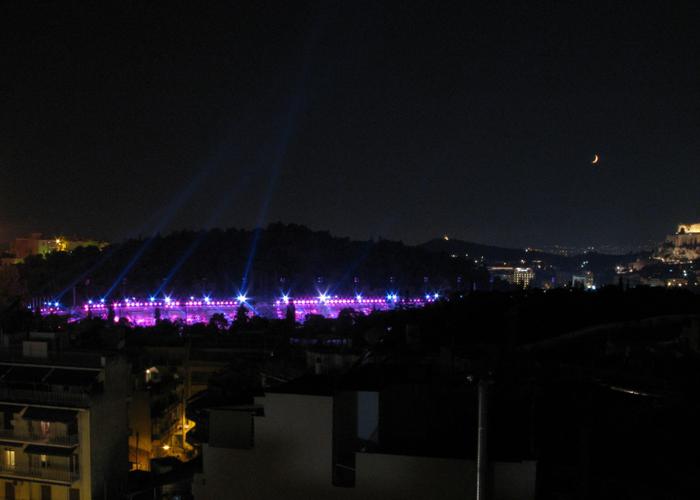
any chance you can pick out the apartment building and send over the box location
[0,335,129,500]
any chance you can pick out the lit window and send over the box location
[5,449,15,468]
[40,453,49,468]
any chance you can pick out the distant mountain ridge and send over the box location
[17,226,649,300]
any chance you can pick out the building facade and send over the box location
[0,335,129,500]
[513,267,535,288]
[488,266,535,288]
[655,223,700,262]
[7,234,107,262]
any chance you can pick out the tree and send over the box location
[285,302,296,325]
[234,304,249,328]
[337,307,360,333]
[0,266,27,310]
[209,313,228,331]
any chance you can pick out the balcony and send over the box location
[0,428,78,446]
[0,387,90,407]
[0,464,79,484]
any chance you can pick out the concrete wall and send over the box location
[127,390,152,471]
[89,357,130,500]
[356,453,536,500]
[193,393,339,500]
[78,409,91,500]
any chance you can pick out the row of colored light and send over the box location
[84,299,242,310]
[42,292,441,315]
[80,294,438,309]
[275,295,435,306]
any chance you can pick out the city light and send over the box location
[42,294,436,325]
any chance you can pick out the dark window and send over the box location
[5,482,14,500]
[41,484,51,500]
[2,411,12,431]
[69,488,80,500]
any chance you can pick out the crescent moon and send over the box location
[592,154,599,165]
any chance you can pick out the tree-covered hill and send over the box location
[19,223,487,301]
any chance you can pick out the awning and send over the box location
[24,444,76,457]
[0,441,22,447]
[22,407,77,423]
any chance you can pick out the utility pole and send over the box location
[476,377,492,500]
[181,340,191,454]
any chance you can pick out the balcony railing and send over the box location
[0,464,79,483]
[0,387,90,407]
[0,428,78,446]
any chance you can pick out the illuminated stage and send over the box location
[40,294,437,326]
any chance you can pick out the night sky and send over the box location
[1,2,699,249]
